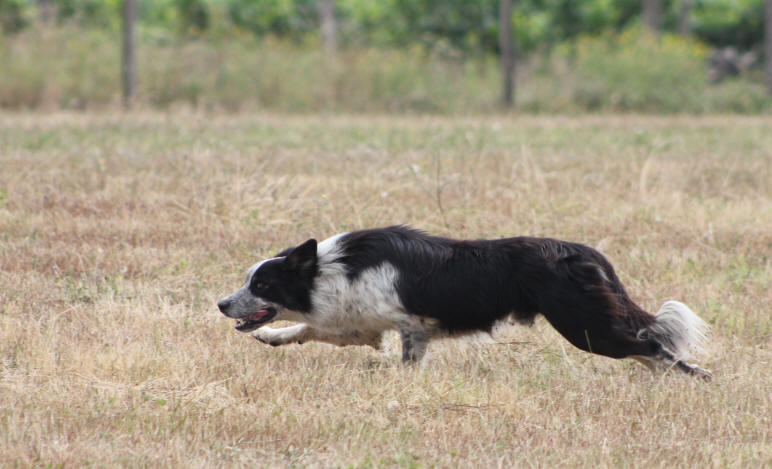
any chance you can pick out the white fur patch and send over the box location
[253,324,309,344]
[300,232,414,334]
[596,267,610,283]
[649,300,710,360]
[310,262,409,331]
[317,232,347,260]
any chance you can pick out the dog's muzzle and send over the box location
[218,298,277,333]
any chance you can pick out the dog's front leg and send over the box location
[252,324,310,346]
[399,321,428,363]
[253,324,383,349]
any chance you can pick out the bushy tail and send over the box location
[643,301,710,360]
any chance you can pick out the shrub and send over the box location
[520,27,771,114]
[0,25,769,113]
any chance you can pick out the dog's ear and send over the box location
[285,238,318,273]
[275,246,294,258]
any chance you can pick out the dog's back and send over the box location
[336,227,644,336]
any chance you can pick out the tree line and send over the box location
[2,0,772,107]
[1,0,769,51]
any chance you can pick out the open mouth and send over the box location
[234,307,277,332]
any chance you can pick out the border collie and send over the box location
[218,226,711,380]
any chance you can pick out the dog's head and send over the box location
[217,238,318,332]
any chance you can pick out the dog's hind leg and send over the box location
[398,320,429,363]
[637,348,713,381]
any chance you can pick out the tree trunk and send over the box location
[319,0,337,57]
[766,0,772,94]
[642,0,662,34]
[122,0,136,109]
[39,0,53,24]
[499,0,515,108]
[678,0,693,36]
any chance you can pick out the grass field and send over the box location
[0,113,770,467]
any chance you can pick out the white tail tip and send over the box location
[649,300,711,360]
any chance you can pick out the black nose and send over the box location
[217,299,233,313]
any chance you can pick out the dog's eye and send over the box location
[253,281,266,290]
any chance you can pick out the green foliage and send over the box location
[1,25,769,113]
[1,0,768,52]
[175,0,209,34]
[54,0,117,27]
[360,0,500,51]
[520,27,772,113]
[0,0,27,33]
[333,0,643,53]
[571,29,711,112]
[1,0,770,114]
[690,0,764,50]
[225,0,318,37]
[0,25,117,108]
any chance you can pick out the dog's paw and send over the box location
[692,366,713,382]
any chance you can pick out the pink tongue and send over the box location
[248,309,270,321]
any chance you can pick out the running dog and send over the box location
[218,226,711,379]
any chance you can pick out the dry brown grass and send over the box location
[1,112,770,468]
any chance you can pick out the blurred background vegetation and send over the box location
[1,0,771,113]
